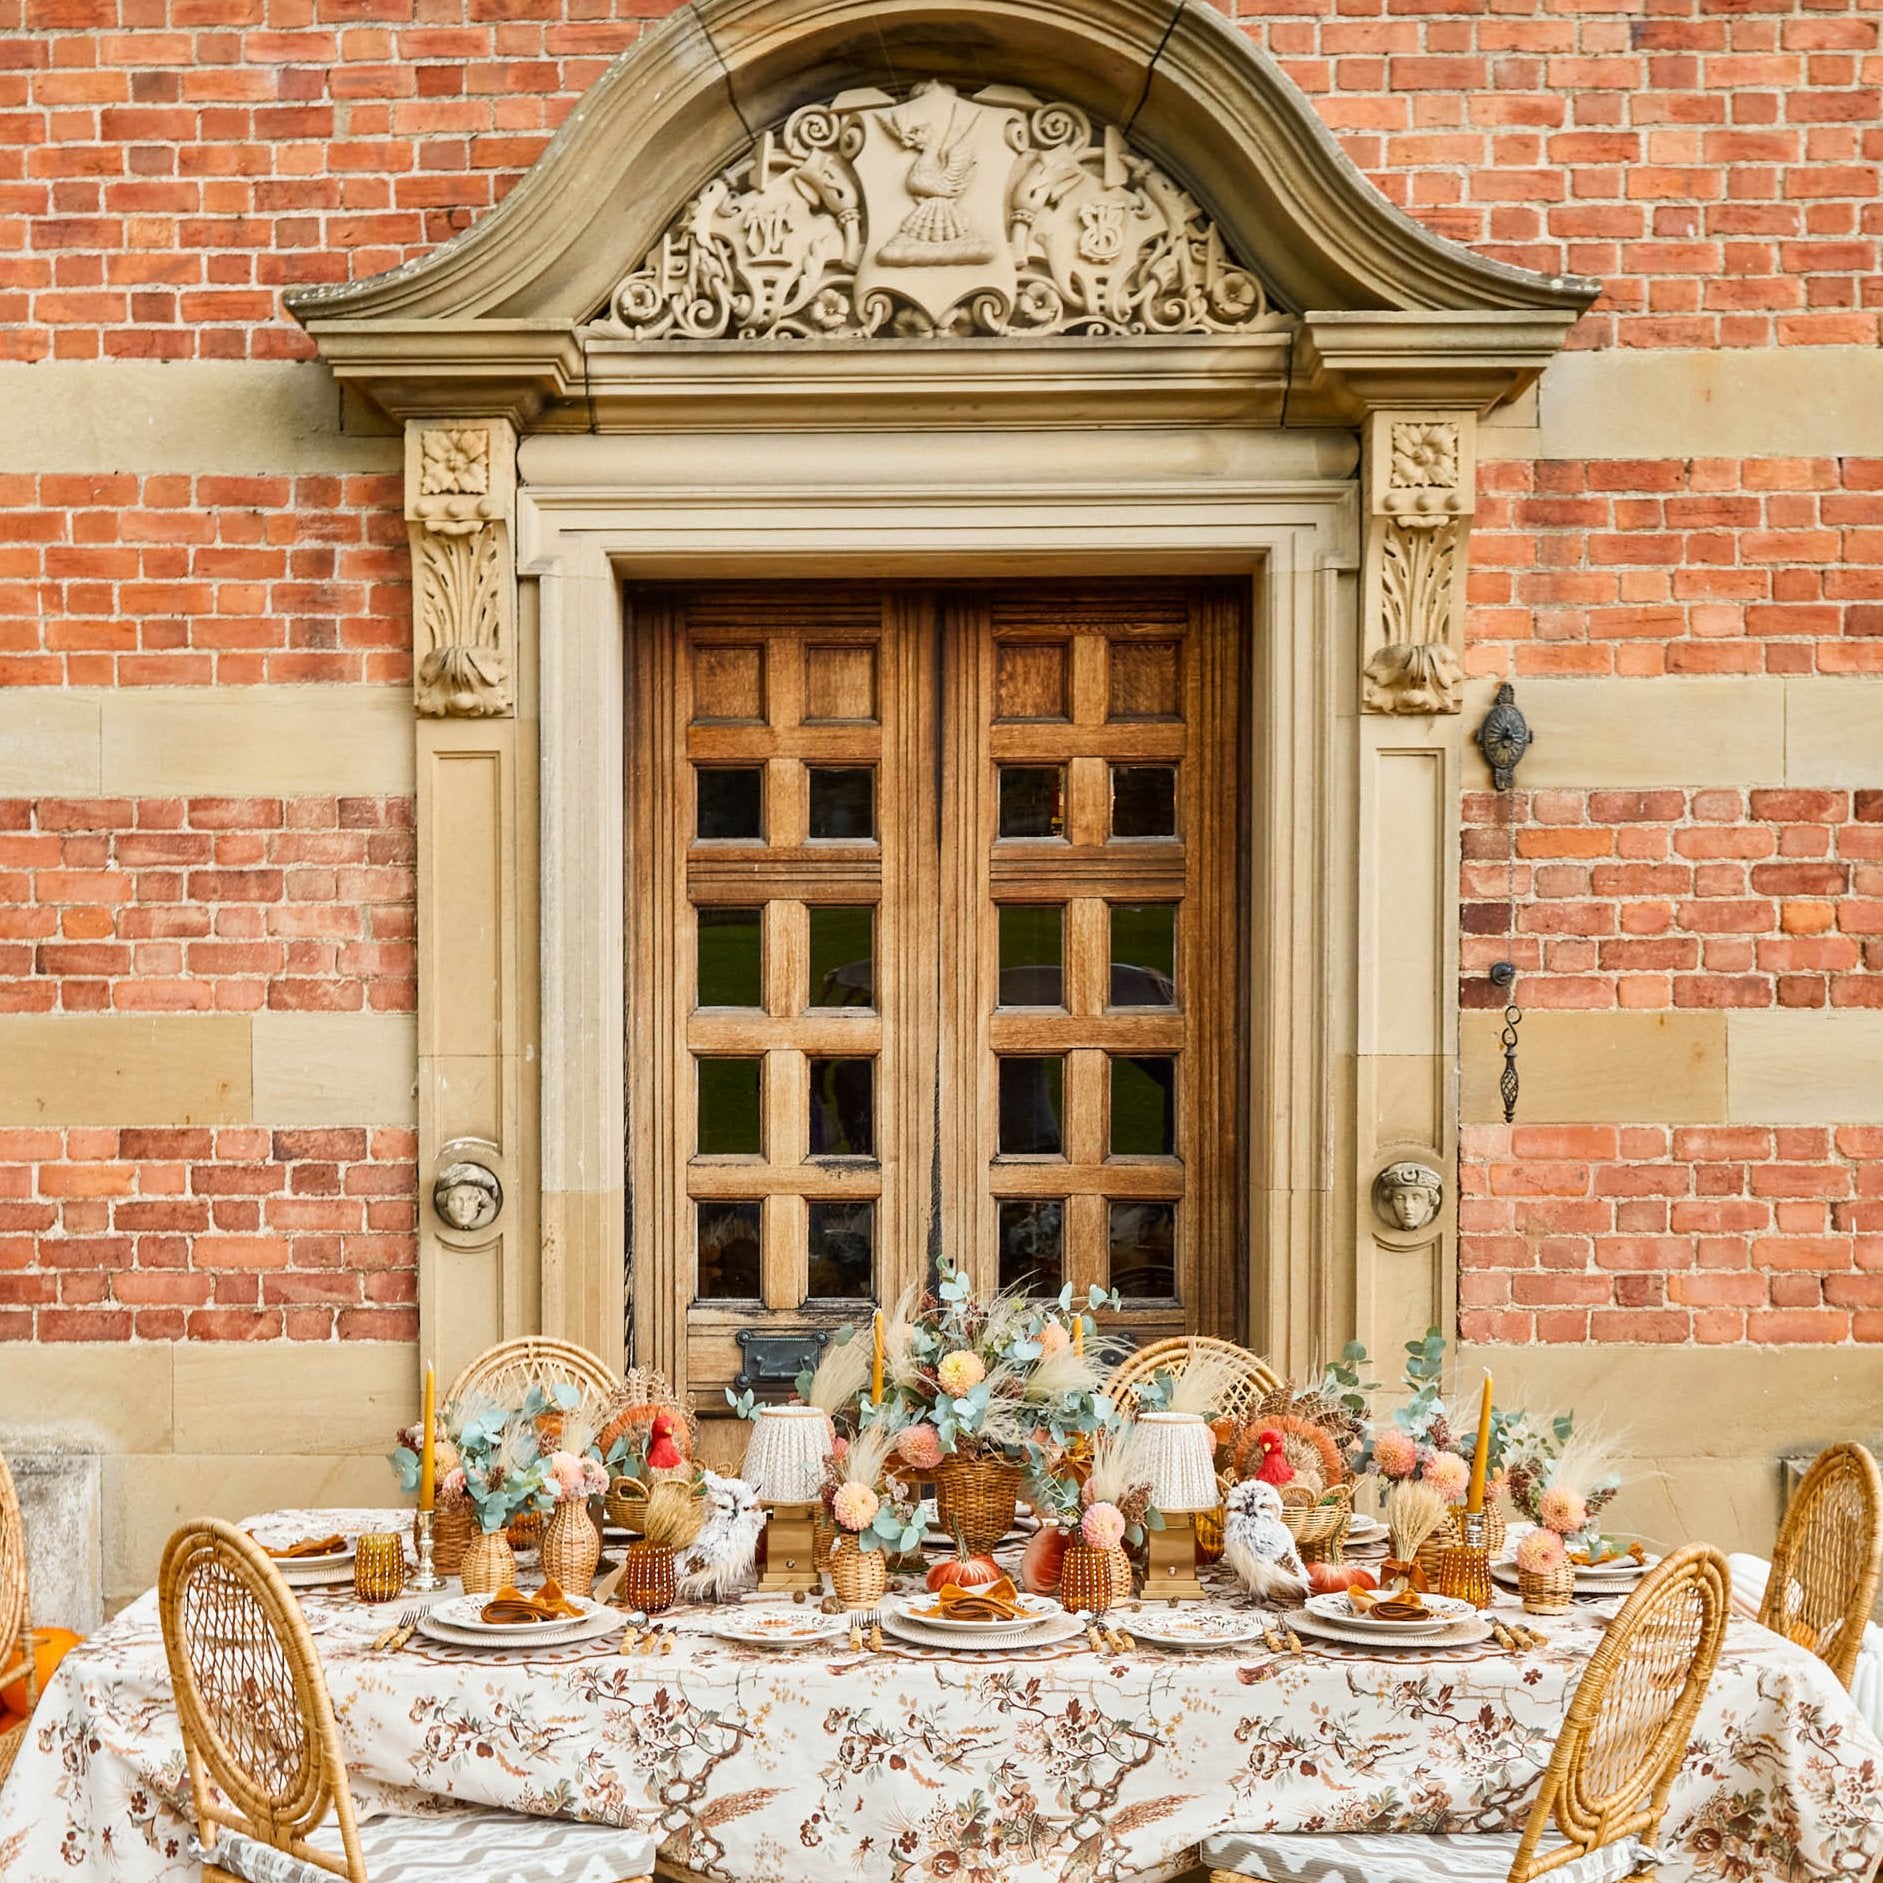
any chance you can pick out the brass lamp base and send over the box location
[1143,1517,1209,1602]
[757,1501,822,1594]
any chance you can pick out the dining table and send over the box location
[1,1507,1879,1883]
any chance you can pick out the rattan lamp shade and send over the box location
[741,1405,832,1503]
[1137,1412,1218,1514]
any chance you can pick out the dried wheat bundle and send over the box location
[1387,1480,1449,1561]
[803,1332,873,1417]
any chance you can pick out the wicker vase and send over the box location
[618,1540,676,1615]
[459,1528,518,1596]
[541,1500,602,1595]
[813,1511,837,1571]
[1519,1560,1575,1616]
[934,1455,1024,1556]
[828,1535,888,1610]
[1059,1541,1133,1613]
[414,1500,474,1577]
[1415,1531,1450,1587]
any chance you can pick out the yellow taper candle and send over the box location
[1072,1313,1083,1358]
[418,1360,436,1512]
[870,1310,884,1405]
[1466,1371,1493,1514]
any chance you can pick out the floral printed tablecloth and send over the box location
[1,1509,1879,1883]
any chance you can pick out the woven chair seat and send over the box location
[1200,1830,1661,1883]
[199,1808,657,1883]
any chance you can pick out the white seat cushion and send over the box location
[199,1805,656,1883]
[1199,1830,1661,1883]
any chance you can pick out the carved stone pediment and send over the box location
[594,81,1274,342]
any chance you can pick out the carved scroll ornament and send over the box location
[405,423,515,718]
[1360,413,1477,716]
[597,81,1272,342]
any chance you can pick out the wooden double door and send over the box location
[626,579,1247,1403]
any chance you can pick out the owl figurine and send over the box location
[1221,1477,1309,1603]
[674,1469,765,1603]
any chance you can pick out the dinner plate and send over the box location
[427,1593,608,1636]
[1492,1557,1656,1595]
[1304,1591,1474,1635]
[417,1604,622,1650]
[256,1539,355,1573]
[892,1591,1061,1633]
[711,1610,850,1649]
[882,1607,1084,1653]
[1345,1516,1389,1543]
[1289,1605,1494,1652]
[1113,1608,1268,1650]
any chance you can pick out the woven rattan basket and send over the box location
[1519,1558,1576,1615]
[1280,1482,1353,1564]
[540,1502,602,1594]
[828,1535,888,1610]
[934,1455,1024,1556]
[813,1510,837,1570]
[459,1528,518,1596]
[1059,1541,1133,1612]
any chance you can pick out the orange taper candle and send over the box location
[418,1360,436,1512]
[1466,1371,1493,1515]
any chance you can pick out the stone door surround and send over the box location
[291,0,1593,1390]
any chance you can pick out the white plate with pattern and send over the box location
[1492,1557,1656,1596]
[417,1603,622,1650]
[711,1610,850,1648]
[1289,1605,1493,1652]
[883,1607,1085,1653]
[892,1591,1063,1634]
[1113,1608,1269,1650]
[427,1593,613,1636]
[1304,1591,1475,1635]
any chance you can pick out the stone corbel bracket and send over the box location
[1360,407,1476,716]
[405,420,518,718]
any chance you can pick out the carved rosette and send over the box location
[405,422,516,718]
[595,81,1272,342]
[1359,411,1476,715]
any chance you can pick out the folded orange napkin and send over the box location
[479,1578,582,1624]
[1348,1586,1429,1622]
[265,1534,347,1560]
[918,1575,1027,1622]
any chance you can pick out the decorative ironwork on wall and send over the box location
[596,81,1273,341]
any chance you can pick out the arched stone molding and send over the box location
[291,0,1596,1388]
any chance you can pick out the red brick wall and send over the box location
[0,1124,417,1341]
[4,0,1879,359]
[0,794,414,1015]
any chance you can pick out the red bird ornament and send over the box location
[1251,1427,1294,1487]
[647,1410,685,1473]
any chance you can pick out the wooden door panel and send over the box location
[629,579,1243,1404]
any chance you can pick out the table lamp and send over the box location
[1137,1411,1215,1601]
[743,1404,829,1594]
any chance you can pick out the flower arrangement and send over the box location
[1505,1418,1624,1554]
[1027,1421,1162,1548]
[1515,1527,1566,1575]
[819,1422,925,1556]
[1360,1327,1528,1500]
[388,1419,460,1502]
[861,1264,1122,1475]
[437,1385,579,1535]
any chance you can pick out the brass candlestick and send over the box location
[1436,1508,1492,1609]
[409,1508,444,1593]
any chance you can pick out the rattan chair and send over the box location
[1202,1542,1732,1883]
[158,1519,655,1883]
[443,1337,619,1412]
[1759,1441,1883,1691]
[0,1442,36,1784]
[1104,1336,1283,1421]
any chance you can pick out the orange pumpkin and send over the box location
[1019,1525,1071,1595]
[925,1550,1002,1594]
[0,1627,82,1726]
[1308,1562,1378,1596]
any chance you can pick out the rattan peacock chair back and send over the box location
[1506,1542,1730,1883]
[1104,1336,1283,1423]
[158,1519,364,1883]
[1759,1441,1883,1691]
[443,1336,620,1414]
